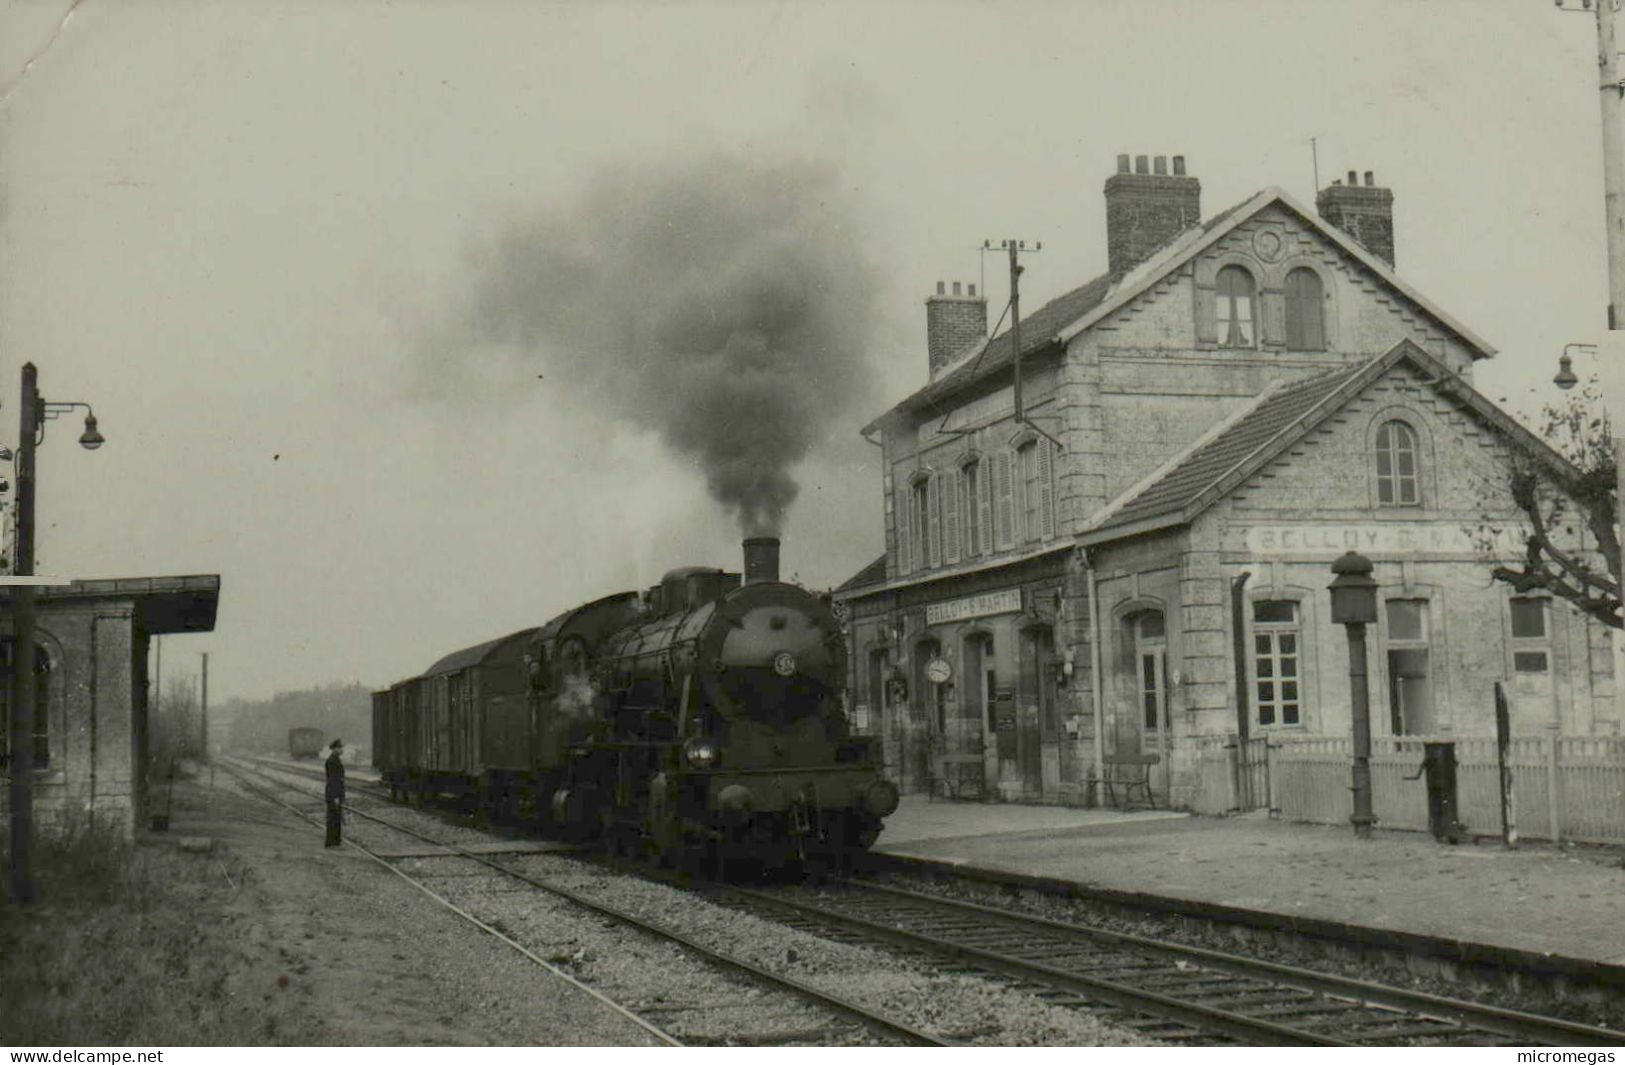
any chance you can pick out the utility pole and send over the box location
[4,369,102,902]
[1597,0,1625,327]
[8,365,38,904]
[1561,0,1625,323]
[981,239,1042,424]
[200,652,209,761]
[1008,240,1025,424]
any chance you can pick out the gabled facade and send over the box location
[838,156,1613,809]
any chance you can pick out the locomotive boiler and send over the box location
[373,538,898,873]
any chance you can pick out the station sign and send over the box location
[1238,523,1527,560]
[926,588,1022,626]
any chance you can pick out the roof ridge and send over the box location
[1081,379,1290,534]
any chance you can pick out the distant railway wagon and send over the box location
[372,538,898,871]
[288,727,324,759]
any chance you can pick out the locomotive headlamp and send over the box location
[684,737,718,769]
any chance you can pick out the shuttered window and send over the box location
[959,460,980,558]
[894,473,911,573]
[911,478,930,570]
[993,451,1014,549]
[942,467,960,564]
[1038,438,1056,539]
[926,475,942,568]
[1284,268,1325,350]
[1015,438,1058,543]
[1215,265,1256,349]
[1017,442,1037,543]
[978,457,994,554]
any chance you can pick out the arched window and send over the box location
[1284,268,1325,350]
[1215,265,1256,349]
[1375,420,1421,505]
[0,640,52,770]
[1130,611,1167,733]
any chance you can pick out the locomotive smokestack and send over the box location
[743,537,780,584]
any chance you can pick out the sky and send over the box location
[0,0,1615,702]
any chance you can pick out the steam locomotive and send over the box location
[371,538,898,871]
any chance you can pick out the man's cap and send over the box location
[329,739,343,749]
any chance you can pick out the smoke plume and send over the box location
[428,155,877,537]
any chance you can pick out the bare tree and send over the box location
[151,675,201,767]
[1490,380,1620,629]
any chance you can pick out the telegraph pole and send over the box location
[200,652,209,760]
[982,239,1042,424]
[1597,0,1625,327]
[9,365,39,904]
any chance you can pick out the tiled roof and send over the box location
[1090,362,1364,535]
[834,554,888,596]
[901,273,1113,414]
[873,188,1494,431]
[882,195,1262,424]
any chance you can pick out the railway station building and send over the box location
[0,575,220,840]
[835,156,1620,826]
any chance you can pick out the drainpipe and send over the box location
[1230,571,1252,813]
[1230,572,1252,740]
[1084,548,1106,807]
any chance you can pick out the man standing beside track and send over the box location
[325,739,346,847]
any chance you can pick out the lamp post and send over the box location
[8,362,104,904]
[1329,550,1378,840]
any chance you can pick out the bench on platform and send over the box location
[929,752,987,801]
[1092,752,1159,809]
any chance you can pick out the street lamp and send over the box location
[8,363,104,904]
[1554,343,1596,391]
[1328,550,1378,839]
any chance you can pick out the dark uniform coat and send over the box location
[324,749,346,847]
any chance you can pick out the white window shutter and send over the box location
[995,451,1014,550]
[979,458,993,556]
[1039,439,1056,540]
[1014,446,1030,544]
[926,475,941,568]
[895,473,911,574]
[943,469,960,564]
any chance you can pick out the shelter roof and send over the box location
[33,574,220,634]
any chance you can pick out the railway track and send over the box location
[240,755,1623,1046]
[703,877,1625,1047]
[221,757,945,1048]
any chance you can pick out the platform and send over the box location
[873,797,1625,975]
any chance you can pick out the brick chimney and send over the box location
[1316,169,1395,267]
[925,280,987,380]
[1104,153,1201,276]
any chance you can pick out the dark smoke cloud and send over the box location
[424,155,877,537]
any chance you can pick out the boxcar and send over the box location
[376,628,538,805]
[288,726,324,759]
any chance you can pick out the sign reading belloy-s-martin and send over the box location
[1237,522,1526,560]
[926,588,1022,625]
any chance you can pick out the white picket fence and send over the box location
[1207,734,1625,845]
